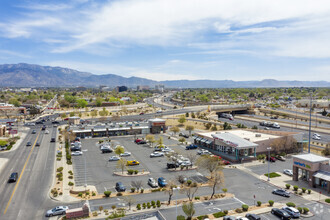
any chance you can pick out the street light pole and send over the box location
[174,187,180,218]
[308,94,312,153]
[267,147,271,181]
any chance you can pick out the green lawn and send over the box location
[264,172,281,178]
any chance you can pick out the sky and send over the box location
[1,0,330,81]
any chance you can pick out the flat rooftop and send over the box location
[293,153,330,163]
[197,129,279,143]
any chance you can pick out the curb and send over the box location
[113,171,150,177]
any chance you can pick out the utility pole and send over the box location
[267,147,271,181]
[308,94,312,153]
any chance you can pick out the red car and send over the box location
[64,118,69,121]
[222,160,231,165]
[266,155,276,162]
[139,112,144,115]
[134,139,143,143]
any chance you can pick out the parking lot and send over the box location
[72,134,209,193]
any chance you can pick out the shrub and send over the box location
[157,200,161,208]
[140,188,144,193]
[134,170,139,174]
[116,192,123,196]
[285,184,291,189]
[187,179,192,186]
[68,175,73,179]
[301,187,306,193]
[92,192,96,196]
[137,204,141,210]
[197,215,209,220]
[223,210,228,215]
[57,167,63,172]
[269,200,274,206]
[127,169,134,175]
[92,211,98,217]
[308,189,311,194]
[68,181,74,186]
[85,191,89,196]
[213,211,226,218]
[297,207,303,213]
[147,202,151,209]
[104,191,111,197]
[151,188,161,192]
[131,188,136,193]
[257,201,262,207]
[235,208,243,213]
[303,207,309,214]
[177,215,185,220]
[264,172,281,178]
[325,198,330,203]
[78,192,83,197]
[68,170,73,175]
[293,185,299,191]
[222,188,228,193]
[286,202,296,207]
[142,203,146,209]
[242,204,249,212]
[151,201,156,206]
[194,196,200,200]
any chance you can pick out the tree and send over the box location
[131,180,143,192]
[178,137,186,144]
[252,125,258,129]
[322,146,330,156]
[90,110,98,118]
[8,98,21,107]
[185,125,194,136]
[123,196,136,210]
[99,107,109,116]
[95,97,103,107]
[61,113,67,119]
[223,122,232,130]
[180,183,199,201]
[178,115,186,125]
[157,136,164,147]
[182,202,195,220]
[197,155,222,177]
[145,134,156,147]
[209,170,225,199]
[321,108,328,116]
[185,152,197,167]
[115,146,125,156]
[77,99,88,108]
[117,158,127,174]
[170,126,180,135]
[164,180,177,205]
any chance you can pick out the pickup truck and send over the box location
[185,144,198,150]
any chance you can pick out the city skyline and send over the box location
[1,0,330,81]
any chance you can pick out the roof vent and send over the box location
[244,138,250,141]
[255,134,261,137]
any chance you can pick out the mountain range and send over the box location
[0,63,329,88]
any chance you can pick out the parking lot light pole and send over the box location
[267,147,271,181]
[174,187,180,218]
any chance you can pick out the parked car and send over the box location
[186,144,198,150]
[272,189,290,197]
[134,139,143,143]
[271,208,291,220]
[156,110,163,113]
[223,216,236,220]
[283,169,293,176]
[275,155,286,161]
[45,130,49,134]
[222,160,231,165]
[312,135,321,140]
[167,162,180,169]
[266,155,276,162]
[282,206,300,218]
[137,140,147,145]
[161,147,173,152]
[236,217,249,220]
[148,178,158,188]
[180,161,192,166]
[101,147,113,153]
[150,152,164,158]
[109,156,120,161]
[179,133,189,138]
[313,133,321,138]
[26,142,32,146]
[270,116,278,119]
[197,149,210,155]
[120,152,131,157]
[71,151,83,156]
[158,177,167,187]
[139,112,144,115]
[8,172,18,183]
[127,160,140,166]
[115,182,126,192]
[32,130,37,134]
[178,175,187,184]
[245,213,261,220]
[45,206,69,217]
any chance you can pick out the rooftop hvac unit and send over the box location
[255,134,261,137]
[244,138,250,141]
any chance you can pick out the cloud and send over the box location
[132,71,203,81]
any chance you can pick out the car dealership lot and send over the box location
[72,135,207,193]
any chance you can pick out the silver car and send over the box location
[45,206,69,217]
[283,169,293,176]
[120,152,131,157]
[148,178,158,188]
[282,206,300,218]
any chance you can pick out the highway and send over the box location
[0,115,59,220]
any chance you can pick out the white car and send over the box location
[313,133,321,138]
[156,110,163,113]
[180,161,192,166]
[45,206,69,217]
[71,151,83,156]
[283,169,293,176]
[150,152,165,158]
[45,130,49,134]
[236,217,249,220]
[109,156,120,161]
[148,178,158,188]
[312,135,321,140]
[120,152,131,157]
[197,149,210,155]
[161,147,173,152]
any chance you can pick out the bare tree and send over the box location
[170,126,180,135]
[185,152,197,168]
[209,170,225,199]
[185,125,194,136]
[116,158,127,174]
[123,196,136,210]
[164,180,177,205]
[180,182,199,201]
[182,202,195,220]
[196,155,222,177]
[114,146,125,156]
[145,134,156,147]
[131,180,143,192]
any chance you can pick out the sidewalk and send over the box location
[0,126,30,154]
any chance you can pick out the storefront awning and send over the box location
[195,137,201,141]
[206,140,213,145]
[313,171,330,182]
[200,139,207,143]
[193,136,197,140]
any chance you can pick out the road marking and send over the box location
[233,197,246,205]
[4,130,40,214]
[104,187,107,191]
[261,214,271,220]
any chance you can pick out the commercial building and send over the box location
[137,85,150,91]
[292,154,330,193]
[70,118,166,138]
[194,129,303,162]
[116,86,128,92]
[0,125,6,137]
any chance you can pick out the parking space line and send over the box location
[233,197,246,205]
[260,214,271,220]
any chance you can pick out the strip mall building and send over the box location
[292,154,330,193]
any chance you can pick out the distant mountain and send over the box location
[0,63,329,88]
